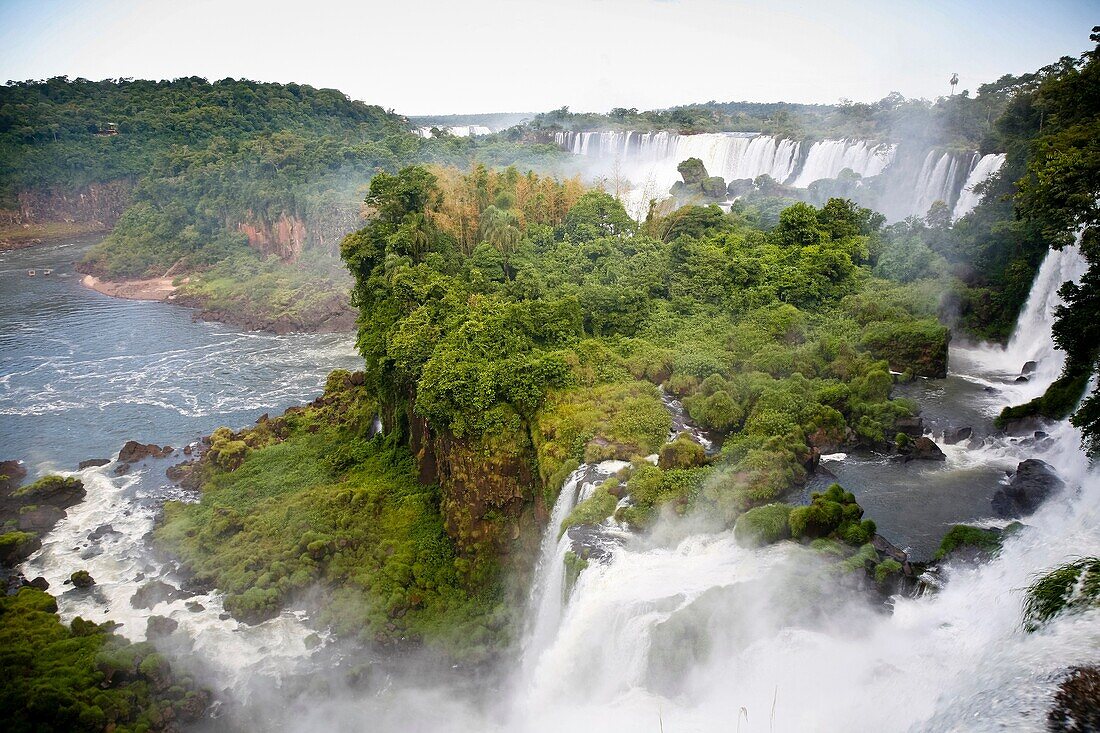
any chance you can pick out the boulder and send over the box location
[701,175,727,198]
[0,460,27,494]
[992,459,1065,517]
[78,458,110,470]
[999,415,1050,437]
[1048,666,1100,732]
[18,505,65,534]
[117,441,173,464]
[894,416,924,438]
[677,157,708,186]
[726,178,755,197]
[1021,361,1038,375]
[901,436,946,462]
[70,570,95,588]
[146,615,179,639]
[27,576,49,591]
[943,426,972,445]
[131,579,190,609]
[88,524,122,541]
[1015,375,1029,383]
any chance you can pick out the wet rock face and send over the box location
[943,426,972,445]
[894,417,924,438]
[146,615,179,639]
[1048,666,1100,732]
[117,441,174,464]
[991,459,1066,518]
[131,580,191,610]
[899,436,946,462]
[78,458,110,469]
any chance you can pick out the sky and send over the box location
[0,0,1095,115]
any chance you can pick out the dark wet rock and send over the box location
[894,416,924,438]
[185,601,205,613]
[900,436,946,462]
[1048,666,1100,732]
[113,463,130,475]
[146,614,179,639]
[117,441,173,464]
[565,523,619,565]
[219,612,231,621]
[18,505,66,534]
[131,579,190,609]
[88,523,121,541]
[943,426,972,445]
[999,415,1052,437]
[70,570,95,588]
[27,576,49,591]
[0,532,41,566]
[992,459,1065,518]
[78,458,110,469]
[1021,360,1038,375]
[1014,375,1030,383]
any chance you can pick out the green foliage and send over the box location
[560,483,619,536]
[860,319,950,378]
[997,370,1091,428]
[657,435,706,469]
[154,374,506,660]
[1023,557,1100,632]
[934,524,1005,560]
[873,557,903,584]
[733,503,794,547]
[788,484,872,545]
[12,474,82,498]
[0,587,208,732]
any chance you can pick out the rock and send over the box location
[677,157,708,186]
[726,178,754,197]
[1015,375,1029,383]
[88,524,121,541]
[146,615,179,639]
[999,415,1050,437]
[943,426,972,445]
[70,570,95,588]
[131,580,190,609]
[0,460,27,494]
[1021,361,1038,375]
[185,601,205,613]
[992,459,1065,518]
[0,533,41,566]
[1048,666,1100,732]
[901,436,946,462]
[78,458,110,469]
[18,505,65,534]
[117,441,173,464]
[894,416,924,438]
[701,175,727,198]
[27,576,49,591]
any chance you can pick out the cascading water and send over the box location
[789,139,895,188]
[954,243,1089,404]
[909,150,964,219]
[952,153,1007,220]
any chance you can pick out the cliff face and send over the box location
[237,203,363,261]
[14,181,133,226]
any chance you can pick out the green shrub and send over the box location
[560,484,618,536]
[733,503,794,547]
[934,524,1004,560]
[1023,557,1100,632]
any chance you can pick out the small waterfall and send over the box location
[954,243,1089,402]
[789,139,895,187]
[952,153,1007,219]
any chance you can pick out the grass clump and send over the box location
[559,482,618,536]
[934,524,1006,561]
[1023,557,1100,632]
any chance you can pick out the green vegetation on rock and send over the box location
[0,587,208,732]
[1023,557,1100,632]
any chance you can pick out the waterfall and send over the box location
[789,139,895,187]
[953,243,1089,403]
[952,153,1007,220]
[909,150,964,219]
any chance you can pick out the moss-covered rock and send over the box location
[70,570,95,589]
[658,434,706,469]
[860,318,950,378]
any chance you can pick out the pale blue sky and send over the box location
[0,0,1095,114]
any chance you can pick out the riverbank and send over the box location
[81,273,181,301]
[0,221,108,251]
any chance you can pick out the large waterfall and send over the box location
[556,130,1006,223]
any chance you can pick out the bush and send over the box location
[658,435,706,469]
[1023,557,1100,632]
[934,524,1005,560]
[733,503,794,547]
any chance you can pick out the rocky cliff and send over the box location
[13,181,133,227]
